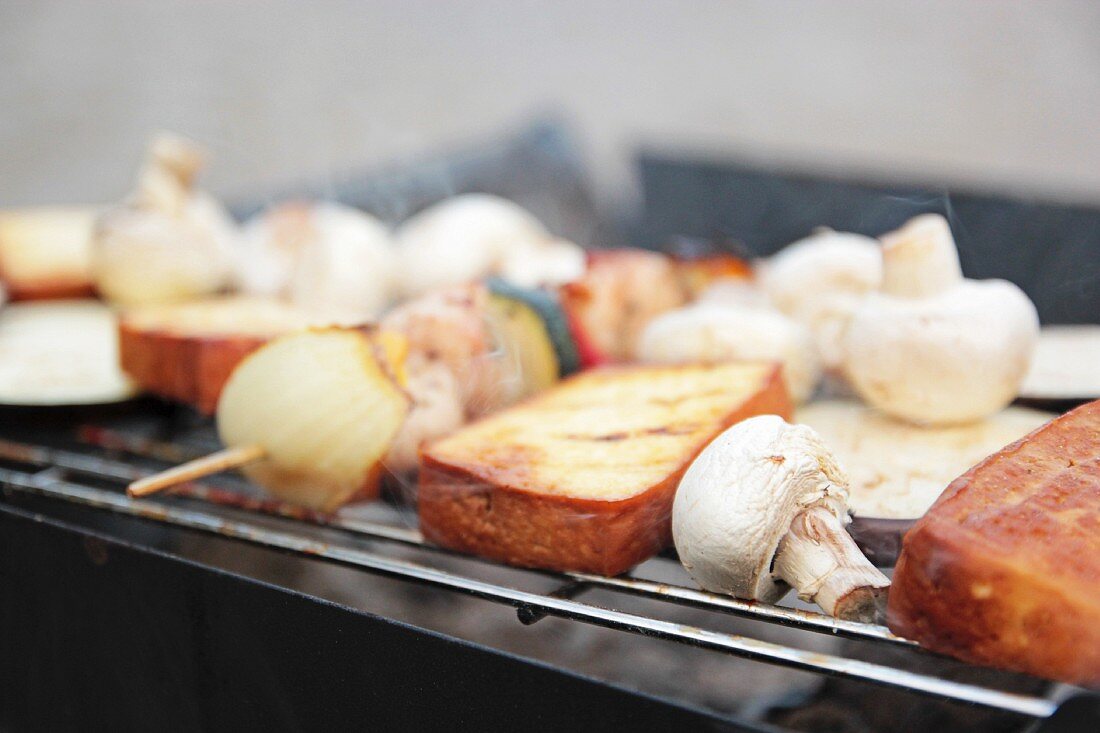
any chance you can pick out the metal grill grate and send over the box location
[0,434,1063,721]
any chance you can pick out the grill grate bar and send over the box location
[565,572,912,645]
[0,466,1056,720]
[0,439,909,646]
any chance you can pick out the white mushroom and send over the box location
[395,194,549,298]
[695,279,771,309]
[673,415,890,621]
[235,202,314,297]
[285,204,395,324]
[842,214,1039,425]
[637,302,821,403]
[93,133,238,306]
[237,202,396,324]
[497,237,586,289]
[761,229,882,370]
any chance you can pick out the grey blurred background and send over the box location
[3,0,1100,214]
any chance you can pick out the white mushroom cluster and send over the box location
[236,194,581,326]
[673,415,889,620]
[668,214,1044,618]
[744,214,1039,423]
[95,138,576,321]
[634,228,887,404]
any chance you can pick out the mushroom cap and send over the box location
[498,237,586,289]
[763,229,882,316]
[92,191,238,306]
[637,302,821,403]
[762,230,882,369]
[285,203,396,323]
[673,415,850,603]
[695,279,771,309]
[236,201,315,297]
[843,278,1039,424]
[395,194,549,297]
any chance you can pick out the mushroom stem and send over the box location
[135,133,205,217]
[773,505,890,622]
[880,213,962,298]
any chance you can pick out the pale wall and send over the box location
[2,1,1099,210]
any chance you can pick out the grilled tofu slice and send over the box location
[0,207,97,300]
[888,399,1100,686]
[118,296,314,413]
[419,362,791,575]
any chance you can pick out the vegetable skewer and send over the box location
[128,444,265,497]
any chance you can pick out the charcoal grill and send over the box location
[0,403,1097,733]
[4,126,1100,731]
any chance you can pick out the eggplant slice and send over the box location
[0,300,138,406]
[1020,324,1100,402]
[796,400,1055,566]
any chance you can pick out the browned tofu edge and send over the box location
[417,365,791,575]
[888,400,1100,686]
[118,318,271,414]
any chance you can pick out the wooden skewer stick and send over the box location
[127,444,266,498]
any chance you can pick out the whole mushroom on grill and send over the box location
[761,228,882,370]
[92,133,238,307]
[673,415,889,621]
[397,194,564,297]
[842,214,1039,425]
[637,301,821,403]
[237,201,397,324]
[496,237,586,289]
[285,204,396,324]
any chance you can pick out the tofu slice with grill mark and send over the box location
[419,362,791,575]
